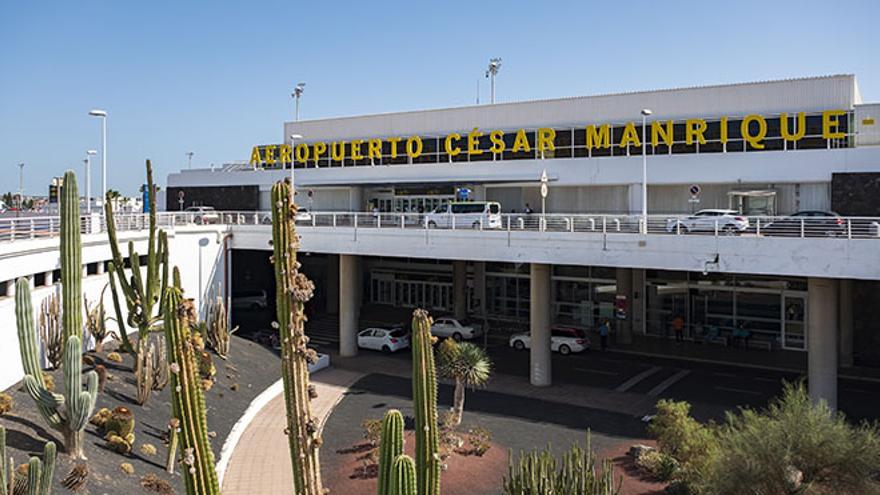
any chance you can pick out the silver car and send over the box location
[666,209,749,234]
[430,317,483,341]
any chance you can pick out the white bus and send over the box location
[424,201,502,229]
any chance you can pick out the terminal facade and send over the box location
[166,74,880,408]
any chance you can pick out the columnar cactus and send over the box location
[0,426,56,495]
[390,455,418,495]
[270,179,324,494]
[378,410,405,494]
[105,160,170,404]
[411,309,441,495]
[206,295,237,359]
[163,281,219,495]
[16,170,98,460]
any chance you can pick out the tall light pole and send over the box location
[289,134,303,198]
[292,83,306,121]
[640,109,653,234]
[88,109,108,207]
[186,151,195,170]
[85,150,97,213]
[485,58,502,104]
[17,162,24,215]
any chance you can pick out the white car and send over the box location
[430,318,482,341]
[231,289,268,310]
[357,327,410,353]
[666,209,749,234]
[508,326,590,355]
[425,201,502,230]
[185,206,220,224]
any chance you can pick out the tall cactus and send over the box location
[270,179,324,494]
[378,410,405,494]
[390,455,418,495]
[105,159,170,404]
[412,309,441,495]
[1,426,56,495]
[163,279,219,495]
[16,170,98,459]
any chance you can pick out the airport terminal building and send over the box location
[166,74,880,406]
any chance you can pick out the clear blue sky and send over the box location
[1,0,878,196]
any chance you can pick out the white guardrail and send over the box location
[1,211,879,243]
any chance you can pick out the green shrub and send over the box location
[701,382,880,494]
[635,450,679,482]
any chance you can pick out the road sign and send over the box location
[540,183,548,199]
[540,169,549,199]
[689,184,701,197]
[178,190,186,199]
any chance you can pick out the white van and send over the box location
[425,201,502,229]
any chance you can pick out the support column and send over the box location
[632,269,646,335]
[339,254,361,357]
[5,281,14,297]
[473,261,487,318]
[453,260,467,320]
[838,279,853,368]
[44,271,54,286]
[96,261,105,275]
[615,268,633,345]
[530,263,552,387]
[808,277,839,410]
[349,186,364,212]
[326,254,340,315]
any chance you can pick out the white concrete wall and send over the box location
[0,226,228,390]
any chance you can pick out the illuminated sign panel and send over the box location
[250,110,850,167]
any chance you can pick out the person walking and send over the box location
[671,314,685,343]
[598,320,610,351]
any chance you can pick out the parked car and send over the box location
[762,210,846,237]
[357,327,410,353]
[666,209,749,234]
[425,201,502,229]
[231,289,268,310]
[508,326,590,355]
[261,208,312,225]
[430,317,483,341]
[185,206,220,224]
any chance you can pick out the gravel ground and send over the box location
[0,335,280,494]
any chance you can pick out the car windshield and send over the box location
[389,329,407,338]
[488,203,500,214]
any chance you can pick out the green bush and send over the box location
[635,450,679,482]
[701,382,880,494]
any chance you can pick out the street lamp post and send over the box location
[186,151,195,170]
[640,109,653,234]
[88,109,108,207]
[292,83,306,121]
[85,150,97,213]
[485,58,502,104]
[17,162,24,216]
[289,134,303,199]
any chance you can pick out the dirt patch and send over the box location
[0,335,280,494]
[328,429,508,495]
[598,439,669,495]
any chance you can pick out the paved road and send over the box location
[233,307,880,423]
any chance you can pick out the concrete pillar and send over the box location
[349,186,364,212]
[808,277,839,411]
[615,268,633,344]
[473,261,487,317]
[838,279,854,368]
[96,261,105,275]
[326,254,339,315]
[453,260,467,320]
[44,271,54,286]
[5,281,14,297]
[632,269,646,335]
[530,263,552,387]
[339,254,361,357]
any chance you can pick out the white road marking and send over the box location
[574,368,619,376]
[648,370,691,397]
[714,386,763,396]
[615,366,663,392]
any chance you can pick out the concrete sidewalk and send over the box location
[221,368,363,495]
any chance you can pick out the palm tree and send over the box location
[438,339,492,428]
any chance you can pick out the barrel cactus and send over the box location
[270,179,324,494]
[163,279,220,494]
[16,170,98,459]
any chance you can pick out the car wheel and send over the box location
[722,224,737,235]
[382,345,391,354]
[428,221,437,229]
[452,332,463,342]
[513,340,525,351]
[559,344,571,355]
[472,221,480,230]
[195,217,203,225]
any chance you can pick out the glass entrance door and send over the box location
[781,293,807,351]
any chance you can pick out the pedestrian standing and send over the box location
[599,320,610,350]
[672,314,685,343]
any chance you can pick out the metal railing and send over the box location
[2,211,879,244]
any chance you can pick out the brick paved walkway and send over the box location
[221,368,363,494]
